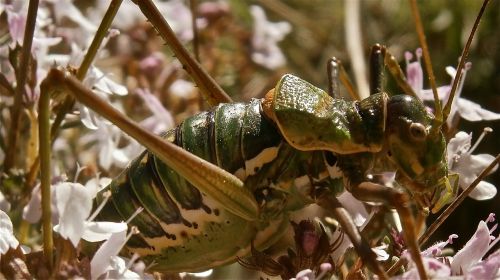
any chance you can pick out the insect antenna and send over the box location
[442,0,491,124]
[409,0,442,133]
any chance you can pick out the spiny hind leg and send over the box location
[41,69,259,222]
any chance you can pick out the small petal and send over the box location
[419,85,450,101]
[295,268,314,280]
[406,62,423,94]
[467,181,497,200]
[91,229,127,280]
[22,184,43,223]
[79,104,100,130]
[447,131,472,165]
[82,221,127,242]
[0,210,19,254]
[467,249,500,279]
[105,256,141,279]
[451,221,491,275]
[456,98,500,122]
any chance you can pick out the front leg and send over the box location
[350,181,428,280]
[314,189,388,279]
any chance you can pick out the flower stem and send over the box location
[24,0,124,206]
[4,0,39,171]
[39,76,53,268]
[76,0,123,80]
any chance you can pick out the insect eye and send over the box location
[409,123,427,140]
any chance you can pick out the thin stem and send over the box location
[39,78,53,268]
[189,0,200,62]
[25,0,123,198]
[4,0,39,171]
[76,0,123,80]
[442,0,490,122]
[409,0,442,125]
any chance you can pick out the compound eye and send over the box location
[409,123,427,140]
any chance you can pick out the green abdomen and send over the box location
[95,100,288,272]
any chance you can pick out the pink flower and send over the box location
[404,49,500,126]
[399,214,499,279]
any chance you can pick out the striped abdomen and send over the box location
[95,99,295,272]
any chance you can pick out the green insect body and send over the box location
[95,74,452,273]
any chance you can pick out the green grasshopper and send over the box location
[38,0,491,279]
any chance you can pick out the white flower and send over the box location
[404,49,500,126]
[90,227,145,280]
[53,182,93,247]
[0,210,19,254]
[250,5,291,70]
[447,130,498,200]
[21,172,126,248]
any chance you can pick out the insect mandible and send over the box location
[38,0,491,279]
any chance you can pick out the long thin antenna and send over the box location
[409,0,442,127]
[442,0,490,122]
